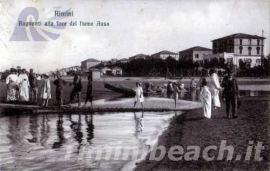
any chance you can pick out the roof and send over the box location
[212,33,266,41]
[112,66,122,70]
[81,58,100,63]
[151,50,177,56]
[179,46,212,52]
[129,53,148,58]
[118,58,128,61]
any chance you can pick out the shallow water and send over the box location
[0,111,180,171]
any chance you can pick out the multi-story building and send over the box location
[210,33,265,67]
[179,46,212,63]
[151,50,179,60]
[81,58,100,71]
[129,54,148,61]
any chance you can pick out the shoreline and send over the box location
[134,96,270,171]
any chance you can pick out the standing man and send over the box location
[221,68,239,119]
[68,71,82,108]
[83,70,93,107]
[28,69,39,103]
[53,72,67,106]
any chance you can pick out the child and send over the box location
[53,72,67,106]
[133,82,144,109]
[200,78,212,119]
[41,74,51,106]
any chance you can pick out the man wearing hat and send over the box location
[221,68,239,118]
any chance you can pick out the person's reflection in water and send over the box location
[69,114,83,153]
[40,115,50,146]
[191,89,197,102]
[85,113,94,144]
[27,114,40,143]
[134,112,143,133]
[52,114,66,149]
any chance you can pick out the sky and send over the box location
[0,0,269,73]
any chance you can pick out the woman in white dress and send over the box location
[133,82,144,108]
[200,78,212,119]
[6,68,19,102]
[40,74,51,106]
[210,69,222,109]
[18,69,30,101]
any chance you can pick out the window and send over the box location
[256,47,260,55]
[195,54,199,58]
[256,59,261,65]
[240,39,242,45]
[239,46,243,54]
[248,46,252,56]
[257,39,260,46]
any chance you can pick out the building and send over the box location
[179,46,212,63]
[117,58,129,63]
[111,67,123,76]
[129,54,148,61]
[81,58,100,71]
[151,50,179,60]
[101,67,112,75]
[210,33,265,67]
[90,68,102,80]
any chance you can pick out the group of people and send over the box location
[5,67,239,117]
[5,68,50,105]
[200,68,239,119]
[5,68,93,108]
[133,68,240,120]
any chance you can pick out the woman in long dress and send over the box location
[210,69,222,109]
[18,69,30,101]
[6,68,19,102]
[200,78,212,118]
[40,74,51,106]
[133,82,144,108]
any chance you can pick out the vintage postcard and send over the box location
[0,0,269,170]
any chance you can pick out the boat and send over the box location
[104,82,152,96]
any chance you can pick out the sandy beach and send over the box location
[134,96,270,171]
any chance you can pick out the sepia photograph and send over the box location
[0,0,269,170]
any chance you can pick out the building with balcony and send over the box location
[211,33,265,67]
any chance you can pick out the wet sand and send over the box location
[71,97,202,111]
[135,96,270,171]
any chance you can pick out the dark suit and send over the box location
[221,76,239,117]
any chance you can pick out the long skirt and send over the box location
[19,82,29,101]
[7,83,18,101]
[202,99,212,118]
[211,88,221,107]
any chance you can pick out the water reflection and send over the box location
[85,113,94,143]
[134,112,143,133]
[0,111,175,171]
[28,114,39,143]
[69,114,83,153]
[40,115,50,146]
[52,114,65,149]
